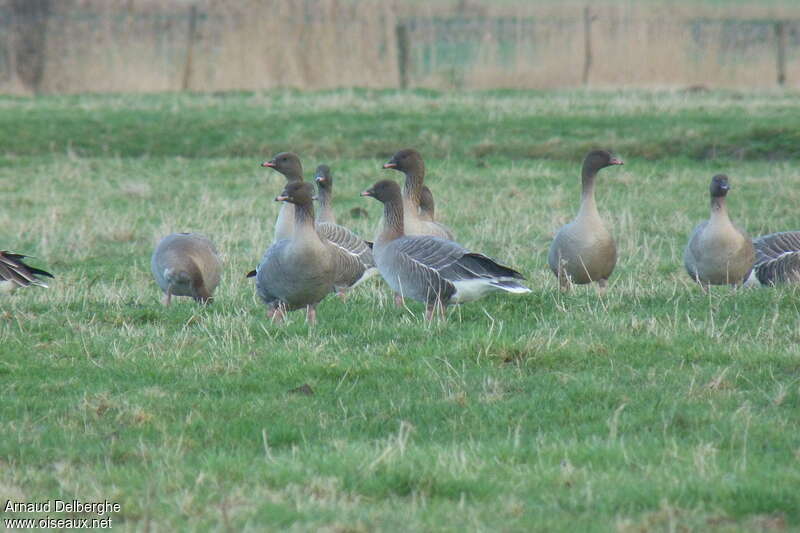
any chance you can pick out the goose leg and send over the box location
[268,305,285,324]
[162,288,172,307]
[306,305,317,326]
[557,266,571,292]
[597,278,608,295]
[337,289,348,301]
[394,293,404,308]
[425,301,446,322]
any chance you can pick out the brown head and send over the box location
[276,181,315,208]
[361,179,403,204]
[314,164,332,193]
[383,149,425,177]
[709,174,730,198]
[582,150,624,176]
[262,152,303,182]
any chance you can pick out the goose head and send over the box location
[583,150,624,174]
[383,149,425,176]
[361,179,402,204]
[710,174,730,198]
[262,152,303,182]
[276,181,315,207]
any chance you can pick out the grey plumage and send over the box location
[317,222,377,290]
[683,174,754,287]
[0,251,54,291]
[752,231,800,285]
[362,179,529,320]
[151,233,222,305]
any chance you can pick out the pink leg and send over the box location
[425,301,446,322]
[268,305,286,324]
[394,293,404,308]
[306,305,317,326]
[338,290,348,302]
[162,289,172,307]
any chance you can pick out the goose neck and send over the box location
[379,196,405,244]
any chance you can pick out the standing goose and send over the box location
[383,149,454,240]
[313,163,377,294]
[361,179,530,321]
[684,174,755,287]
[151,233,222,305]
[262,152,304,242]
[0,251,53,292]
[548,150,623,291]
[751,231,800,285]
[256,182,362,325]
[314,165,336,225]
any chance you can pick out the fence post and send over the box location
[582,6,594,86]
[396,23,410,89]
[775,21,787,86]
[182,5,198,91]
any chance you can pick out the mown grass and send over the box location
[1,89,799,531]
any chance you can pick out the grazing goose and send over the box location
[383,149,454,240]
[548,150,623,291]
[262,152,303,242]
[751,231,800,285]
[256,182,363,325]
[684,174,755,288]
[361,179,530,321]
[151,233,222,305]
[0,251,53,292]
[314,165,336,225]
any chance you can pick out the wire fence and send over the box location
[0,0,798,94]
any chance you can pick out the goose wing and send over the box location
[317,222,375,268]
[753,231,800,285]
[0,251,53,288]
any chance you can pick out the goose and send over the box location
[361,179,530,321]
[256,182,363,325]
[151,233,222,305]
[313,163,377,294]
[262,152,303,242]
[383,149,454,240]
[259,154,375,296]
[314,164,336,225]
[0,251,53,292]
[684,174,755,288]
[750,231,800,285]
[548,150,622,291]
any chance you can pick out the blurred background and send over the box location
[1,0,798,95]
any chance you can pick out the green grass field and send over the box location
[2,89,799,531]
